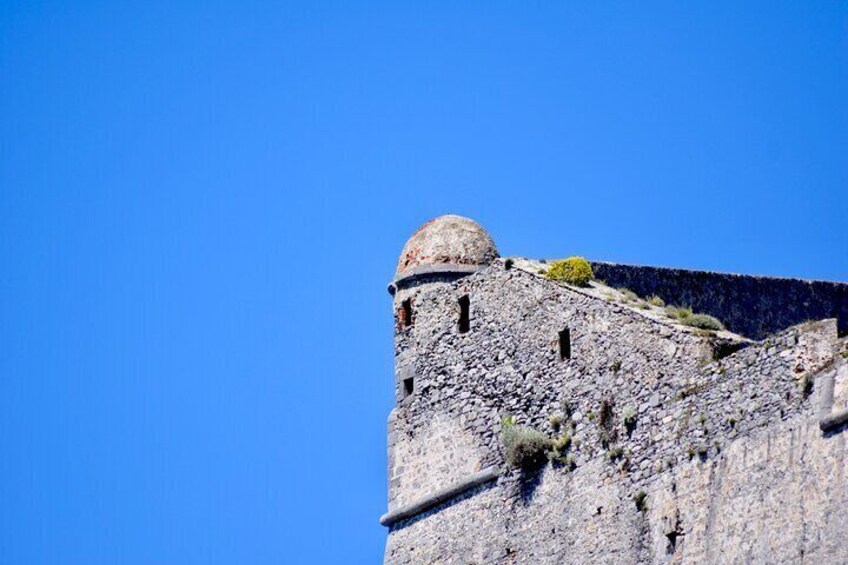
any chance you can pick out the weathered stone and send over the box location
[382,217,848,564]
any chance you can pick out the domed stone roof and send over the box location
[395,215,499,279]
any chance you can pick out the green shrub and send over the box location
[501,420,552,469]
[800,374,814,398]
[618,288,639,302]
[548,433,572,465]
[682,313,725,331]
[648,295,665,307]
[548,414,563,431]
[665,305,693,320]
[552,433,571,453]
[546,257,594,286]
[607,446,624,461]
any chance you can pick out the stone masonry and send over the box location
[381,215,848,564]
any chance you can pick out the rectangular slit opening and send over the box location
[559,328,571,360]
[458,295,470,334]
[403,377,414,398]
[401,299,413,327]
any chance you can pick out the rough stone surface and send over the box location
[591,261,848,339]
[395,215,499,279]
[383,226,848,564]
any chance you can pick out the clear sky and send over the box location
[1,2,846,563]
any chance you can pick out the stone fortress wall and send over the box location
[591,261,848,340]
[382,215,848,564]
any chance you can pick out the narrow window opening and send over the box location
[403,377,414,398]
[458,295,470,333]
[559,328,571,360]
[665,513,683,555]
[665,531,679,555]
[401,298,413,327]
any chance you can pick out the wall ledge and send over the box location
[388,264,484,295]
[820,408,848,431]
[379,466,500,527]
[818,364,848,432]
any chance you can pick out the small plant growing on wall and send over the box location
[634,491,648,512]
[665,304,725,331]
[548,433,572,466]
[800,373,814,398]
[545,256,594,287]
[617,288,639,302]
[665,305,693,320]
[548,413,563,431]
[607,446,624,461]
[501,417,553,470]
[683,313,725,331]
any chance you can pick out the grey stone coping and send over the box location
[387,264,485,295]
[379,466,500,527]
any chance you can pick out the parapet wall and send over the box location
[591,261,848,340]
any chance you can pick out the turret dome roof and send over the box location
[395,215,498,279]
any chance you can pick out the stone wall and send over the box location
[383,260,848,564]
[591,261,848,340]
[647,406,848,563]
[387,262,718,512]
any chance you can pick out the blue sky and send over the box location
[1,2,846,563]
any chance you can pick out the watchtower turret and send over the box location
[389,214,498,296]
[388,215,498,400]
